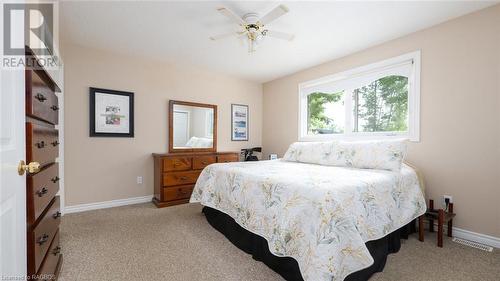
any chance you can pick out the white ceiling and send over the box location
[60,1,498,83]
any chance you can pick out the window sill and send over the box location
[298,133,419,142]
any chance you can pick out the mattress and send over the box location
[190,160,426,281]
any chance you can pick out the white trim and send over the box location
[452,227,500,249]
[298,51,421,142]
[64,195,153,214]
[434,224,500,249]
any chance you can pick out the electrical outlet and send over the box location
[136,176,143,185]
[443,195,453,208]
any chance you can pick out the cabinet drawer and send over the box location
[163,157,191,172]
[163,171,200,186]
[29,196,61,274]
[163,185,194,201]
[36,230,62,281]
[217,154,239,163]
[193,156,216,170]
[26,122,59,168]
[27,164,59,226]
[26,70,59,125]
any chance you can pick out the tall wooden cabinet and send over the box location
[25,48,63,280]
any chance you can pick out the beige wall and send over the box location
[62,42,262,206]
[263,6,500,237]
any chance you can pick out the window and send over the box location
[299,51,420,141]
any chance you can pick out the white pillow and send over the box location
[282,141,339,165]
[282,139,407,172]
[334,139,408,172]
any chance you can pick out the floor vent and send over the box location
[452,237,493,252]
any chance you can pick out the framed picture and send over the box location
[89,87,134,137]
[231,104,248,141]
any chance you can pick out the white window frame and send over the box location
[298,51,420,142]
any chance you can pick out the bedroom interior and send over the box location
[0,1,499,281]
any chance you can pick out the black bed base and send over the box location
[202,206,416,281]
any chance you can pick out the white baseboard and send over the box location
[63,195,153,214]
[451,226,500,249]
[430,222,500,249]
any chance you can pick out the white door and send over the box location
[173,111,189,146]
[0,6,27,279]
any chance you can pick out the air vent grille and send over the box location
[452,238,493,252]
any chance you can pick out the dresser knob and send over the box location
[51,176,60,183]
[36,141,45,148]
[174,162,181,166]
[201,161,208,165]
[51,140,59,146]
[37,234,49,245]
[52,246,61,256]
[53,211,62,219]
[35,93,47,102]
[50,105,59,111]
[179,176,188,181]
[36,187,48,197]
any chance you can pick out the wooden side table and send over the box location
[418,199,456,247]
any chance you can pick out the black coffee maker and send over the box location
[242,147,261,161]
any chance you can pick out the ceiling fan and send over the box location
[209,4,294,53]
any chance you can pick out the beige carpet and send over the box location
[59,203,499,281]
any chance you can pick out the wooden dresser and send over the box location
[152,152,239,208]
[25,48,63,280]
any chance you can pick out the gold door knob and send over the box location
[18,160,40,175]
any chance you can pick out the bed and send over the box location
[190,141,426,281]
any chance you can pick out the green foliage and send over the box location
[306,75,409,135]
[307,92,343,134]
[355,75,408,132]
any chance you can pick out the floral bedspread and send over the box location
[190,160,426,281]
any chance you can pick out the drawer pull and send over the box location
[36,187,48,197]
[51,140,59,146]
[36,141,45,148]
[179,176,188,181]
[53,211,62,219]
[35,93,47,102]
[174,162,181,166]
[37,234,49,245]
[178,189,189,195]
[50,105,59,111]
[52,246,61,256]
[51,176,60,183]
[201,161,208,165]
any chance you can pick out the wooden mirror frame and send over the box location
[168,100,217,153]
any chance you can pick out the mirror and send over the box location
[169,100,217,153]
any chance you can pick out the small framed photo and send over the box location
[231,104,248,141]
[89,87,134,137]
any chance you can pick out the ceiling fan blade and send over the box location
[209,32,241,41]
[217,7,246,25]
[266,30,295,41]
[259,5,289,26]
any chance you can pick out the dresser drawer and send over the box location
[35,230,62,281]
[163,185,194,201]
[193,155,216,170]
[29,196,61,274]
[26,70,59,125]
[163,157,191,172]
[163,171,201,186]
[26,122,59,167]
[27,164,59,226]
[217,154,239,163]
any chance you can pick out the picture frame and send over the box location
[89,87,134,137]
[231,104,248,141]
